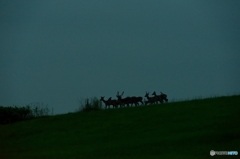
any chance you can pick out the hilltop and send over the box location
[0,95,240,159]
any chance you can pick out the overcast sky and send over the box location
[1,0,240,114]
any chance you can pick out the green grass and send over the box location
[1,95,240,159]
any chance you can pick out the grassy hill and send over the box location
[1,95,240,159]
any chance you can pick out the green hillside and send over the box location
[1,95,240,159]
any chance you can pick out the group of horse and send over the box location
[100,91,168,108]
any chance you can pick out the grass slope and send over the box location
[0,95,240,159]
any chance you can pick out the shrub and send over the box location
[0,102,51,124]
[0,106,32,124]
[77,97,102,112]
[27,102,50,117]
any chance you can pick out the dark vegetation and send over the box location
[78,97,103,112]
[0,95,239,159]
[0,106,31,124]
[0,102,50,124]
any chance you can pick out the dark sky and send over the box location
[1,0,240,114]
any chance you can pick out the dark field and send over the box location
[1,95,240,159]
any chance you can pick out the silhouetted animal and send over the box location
[152,91,168,103]
[116,91,132,107]
[100,96,118,108]
[144,92,157,105]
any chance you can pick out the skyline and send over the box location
[1,0,240,114]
